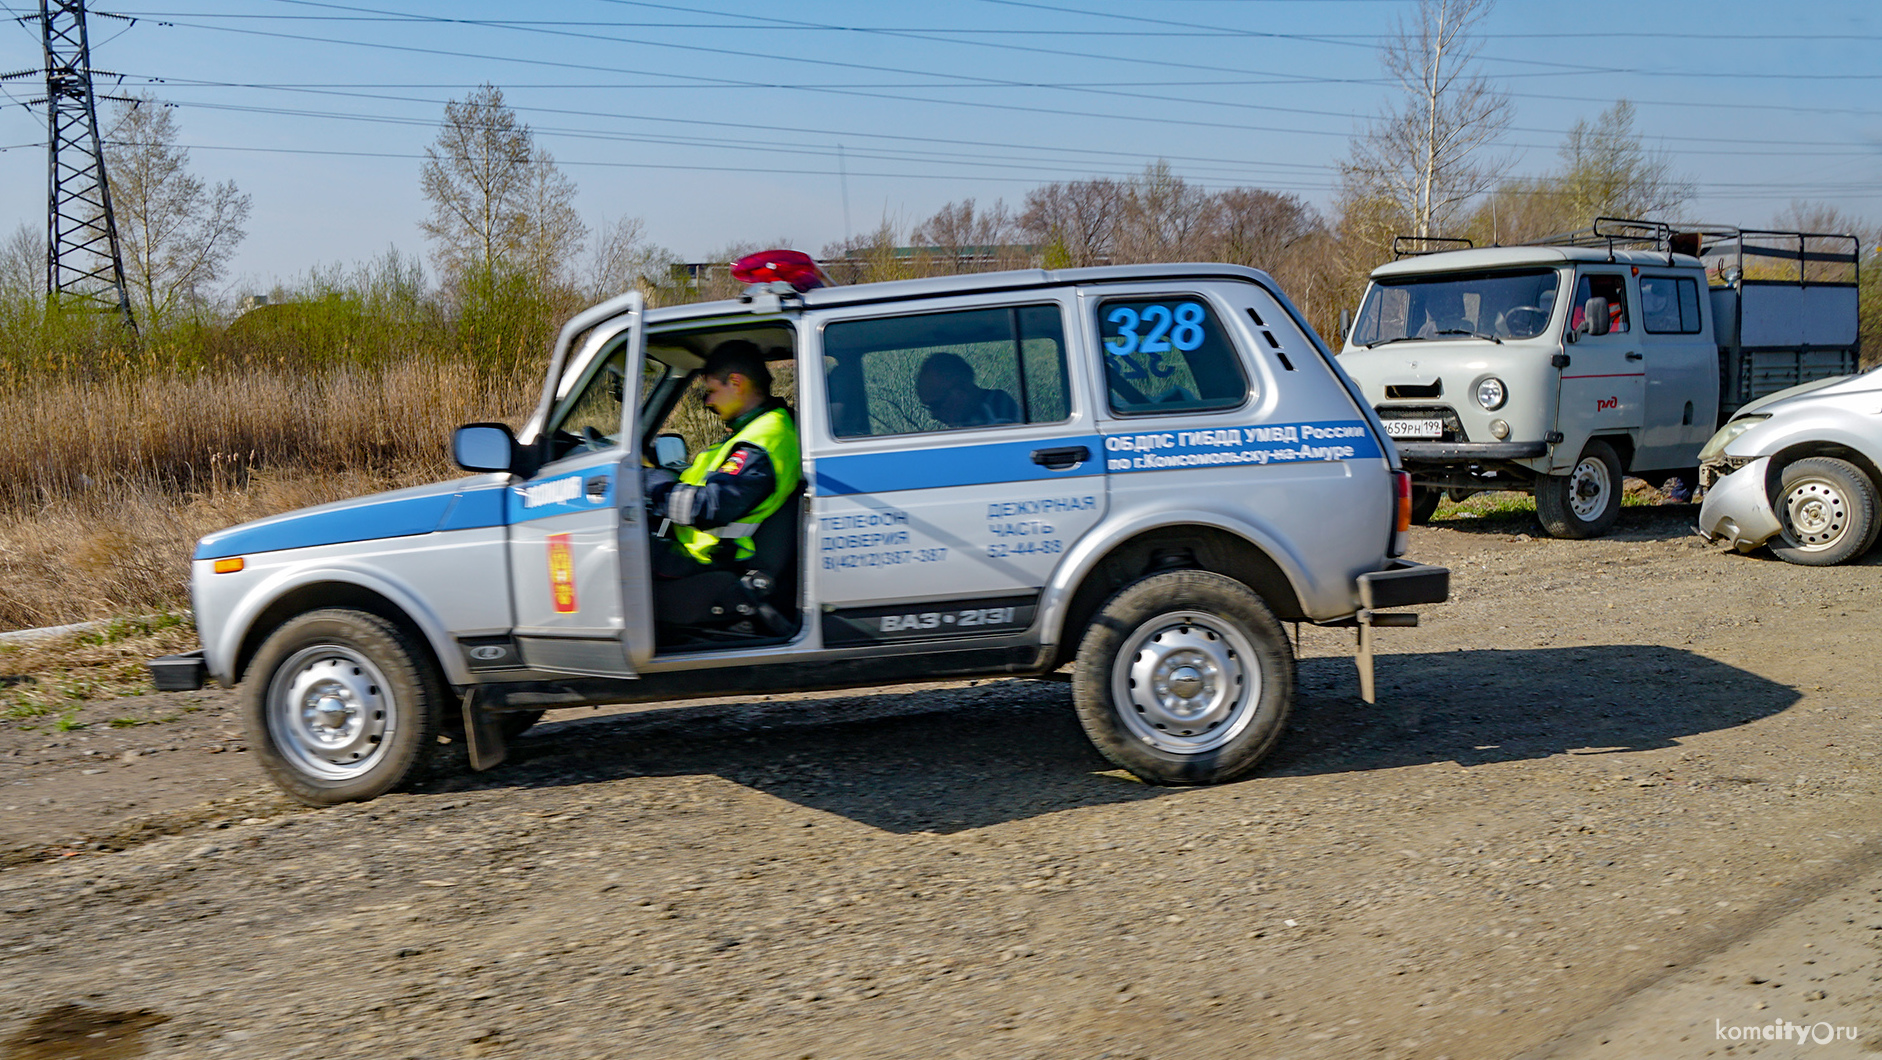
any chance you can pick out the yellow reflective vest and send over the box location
[674,404,801,565]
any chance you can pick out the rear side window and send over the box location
[1098,297,1248,415]
[1641,276,1703,334]
[822,304,1070,439]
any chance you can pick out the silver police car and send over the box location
[153,259,1449,804]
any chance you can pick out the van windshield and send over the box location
[1351,268,1560,347]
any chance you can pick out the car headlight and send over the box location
[1697,414,1770,463]
[1474,376,1507,411]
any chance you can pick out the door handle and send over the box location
[1031,445,1091,469]
[1625,351,1643,361]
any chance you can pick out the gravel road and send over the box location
[5,502,1882,1060]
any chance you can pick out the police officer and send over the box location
[647,341,801,618]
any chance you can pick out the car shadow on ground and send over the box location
[1428,501,1705,543]
[1276,644,1797,775]
[438,644,1795,833]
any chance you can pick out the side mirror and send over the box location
[653,433,690,471]
[453,423,520,473]
[1579,296,1611,337]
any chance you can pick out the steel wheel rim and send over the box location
[266,644,397,780]
[1569,457,1612,520]
[1780,477,1851,551]
[1111,610,1259,755]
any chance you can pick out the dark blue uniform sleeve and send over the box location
[648,443,777,530]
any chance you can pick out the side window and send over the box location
[823,304,1069,438]
[1571,274,1630,334]
[1641,276,1703,334]
[1099,297,1248,414]
[546,346,628,461]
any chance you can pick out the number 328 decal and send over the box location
[1104,302,1208,379]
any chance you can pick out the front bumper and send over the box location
[149,649,208,691]
[1696,457,1779,551]
[1395,441,1548,462]
[1357,559,1451,609]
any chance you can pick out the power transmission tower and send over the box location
[4,1,136,334]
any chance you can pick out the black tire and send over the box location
[1408,486,1443,526]
[1072,570,1294,786]
[499,709,545,740]
[1536,439,1624,539]
[243,608,446,806]
[1769,456,1880,566]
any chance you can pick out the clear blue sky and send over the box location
[0,0,1876,291]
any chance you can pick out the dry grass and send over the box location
[0,466,467,631]
[0,358,536,632]
[0,360,531,507]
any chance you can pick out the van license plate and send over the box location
[1383,419,1443,439]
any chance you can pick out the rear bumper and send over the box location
[149,649,208,692]
[1357,559,1450,609]
[1396,441,1548,462]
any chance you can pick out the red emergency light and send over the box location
[730,249,827,292]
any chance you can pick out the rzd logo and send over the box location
[1597,396,1618,411]
[547,533,578,613]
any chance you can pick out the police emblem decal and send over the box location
[547,533,578,613]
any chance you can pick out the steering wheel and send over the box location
[1502,306,1548,336]
[581,426,609,450]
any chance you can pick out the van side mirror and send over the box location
[1579,296,1611,337]
[453,423,521,473]
[653,433,690,471]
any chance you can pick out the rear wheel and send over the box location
[1770,456,1880,566]
[1072,570,1294,785]
[1536,439,1623,539]
[1408,487,1443,525]
[243,609,445,806]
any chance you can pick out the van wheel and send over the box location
[244,609,445,806]
[1536,439,1623,539]
[1409,487,1443,525]
[1072,571,1294,785]
[1770,457,1880,566]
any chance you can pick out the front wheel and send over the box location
[1769,456,1880,566]
[1072,570,1294,785]
[1408,487,1443,526]
[1536,439,1623,539]
[243,609,446,806]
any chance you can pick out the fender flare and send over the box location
[1038,506,1320,651]
[211,562,469,687]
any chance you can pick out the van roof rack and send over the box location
[1391,235,1474,259]
[1533,217,1745,264]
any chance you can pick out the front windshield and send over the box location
[1351,268,1561,347]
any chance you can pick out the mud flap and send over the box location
[460,688,508,772]
[1352,610,1420,704]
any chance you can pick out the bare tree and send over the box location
[1019,178,1123,267]
[420,84,584,289]
[1557,100,1692,223]
[1209,188,1323,270]
[909,198,1025,273]
[1340,0,1511,240]
[104,95,251,326]
[587,215,676,301]
[1117,161,1216,263]
[0,223,42,300]
[515,145,587,289]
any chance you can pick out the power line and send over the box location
[105,69,1879,160]
[106,8,1880,40]
[118,9,1882,152]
